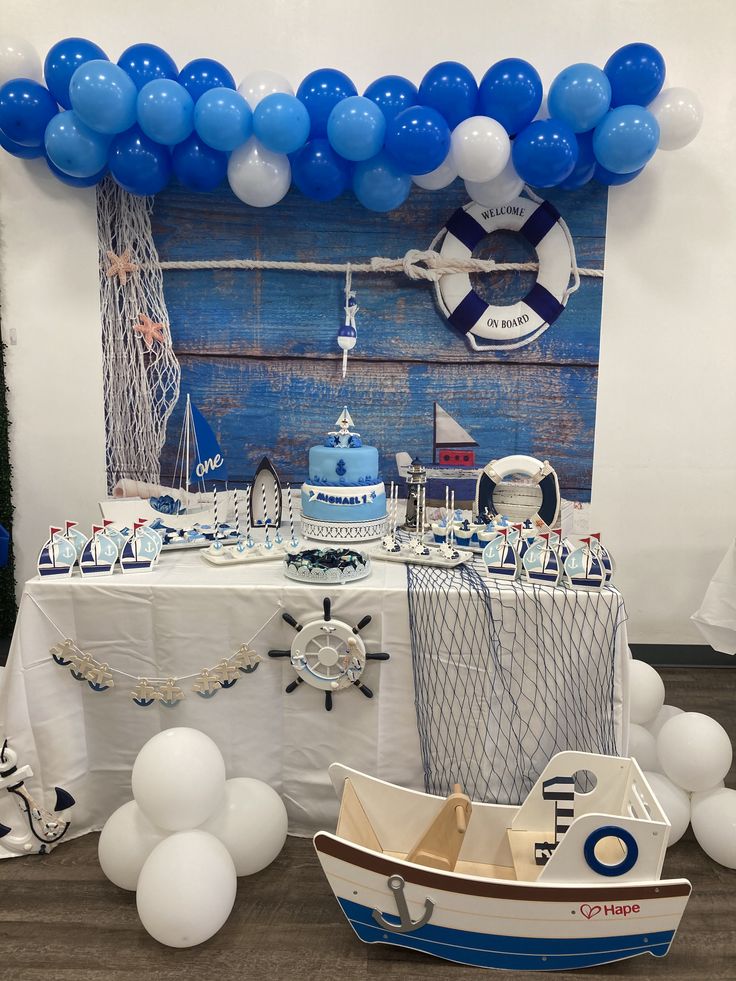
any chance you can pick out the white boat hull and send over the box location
[314,834,690,972]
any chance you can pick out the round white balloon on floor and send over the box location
[628,659,665,725]
[691,781,724,809]
[690,787,736,869]
[200,777,288,876]
[98,800,169,891]
[132,728,226,831]
[646,703,683,738]
[136,830,237,947]
[657,712,733,793]
[643,771,690,846]
[628,723,660,772]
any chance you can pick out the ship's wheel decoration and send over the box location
[269,598,390,711]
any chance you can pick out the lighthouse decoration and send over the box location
[403,458,428,530]
[337,264,357,378]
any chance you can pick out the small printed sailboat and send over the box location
[589,532,614,584]
[119,521,158,573]
[523,533,562,586]
[79,526,119,577]
[63,521,87,561]
[396,403,479,503]
[564,538,606,590]
[314,751,691,973]
[249,456,282,528]
[482,529,520,580]
[37,527,77,578]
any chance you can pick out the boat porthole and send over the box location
[583,825,639,877]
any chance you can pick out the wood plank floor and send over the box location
[1,666,734,981]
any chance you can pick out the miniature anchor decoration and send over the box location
[269,597,390,711]
[0,740,75,855]
[372,875,435,934]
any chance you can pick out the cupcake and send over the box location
[454,518,473,547]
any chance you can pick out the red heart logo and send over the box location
[580,904,602,920]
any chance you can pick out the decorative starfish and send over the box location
[134,313,166,349]
[105,248,139,286]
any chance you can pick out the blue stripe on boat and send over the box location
[339,899,673,971]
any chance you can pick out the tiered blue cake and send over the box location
[301,408,387,543]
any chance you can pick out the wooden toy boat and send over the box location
[314,752,691,972]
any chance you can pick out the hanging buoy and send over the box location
[338,263,358,378]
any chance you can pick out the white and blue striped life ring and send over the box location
[436,195,576,352]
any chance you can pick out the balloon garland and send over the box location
[0,36,703,212]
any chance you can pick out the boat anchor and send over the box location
[372,875,434,934]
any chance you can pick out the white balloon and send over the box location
[237,70,293,110]
[228,137,291,208]
[464,158,524,207]
[643,771,690,846]
[628,660,665,725]
[649,87,703,151]
[132,728,226,832]
[657,712,733,792]
[136,830,237,947]
[98,799,168,891]
[690,787,736,869]
[451,115,510,183]
[628,723,660,772]
[647,703,683,738]
[411,151,458,190]
[200,777,288,876]
[0,35,42,87]
[691,780,724,809]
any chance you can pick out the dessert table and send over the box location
[0,546,630,849]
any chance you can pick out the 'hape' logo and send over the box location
[579,903,640,920]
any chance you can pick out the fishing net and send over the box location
[97,177,180,492]
[407,560,624,804]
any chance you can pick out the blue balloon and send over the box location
[593,105,659,174]
[194,87,252,151]
[594,162,644,186]
[44,110,111,178]
[418,61,478,129]
[511,119,578,187]
[172,134,227,191]
[290,138,352,201]
[604,43,665,108]
[137,79,194,145]
[177,59,235,105]
[384,106,450,176]
[363,75,417,124]
[0,79,58,147]
[109,124,172,195]
[548,63,611,133]
[353,150,411,212]
[557,131,596,189]
[253,92,310,154]
[44,37,108,110]
[327,96,385,162]
[118,43,178,91]
[69,60,137,135]
[478,58,542,135]
[297,68,357,138]
[0,127,44,158]
[46,154,107,187]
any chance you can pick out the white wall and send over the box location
[1,0,734,642]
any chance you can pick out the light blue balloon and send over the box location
[253,93,310,154]
[353,150,411,212]
[327,96,385,162]
[44,109,111,178]
[194,87,252,151]
[548,63,611,133]
[69,59,137,135]
[137,79,194,146]
[593,105,659,174]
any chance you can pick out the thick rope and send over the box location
[157,252,603,280]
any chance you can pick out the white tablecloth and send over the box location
[691,539,736,654]
[0,549,629,848]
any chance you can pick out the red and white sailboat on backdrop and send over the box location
[396,402,479,503]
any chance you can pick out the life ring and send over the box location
[476,454,560,529]
[436,195,576,352]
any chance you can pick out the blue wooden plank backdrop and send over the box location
[150,179,607,500]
